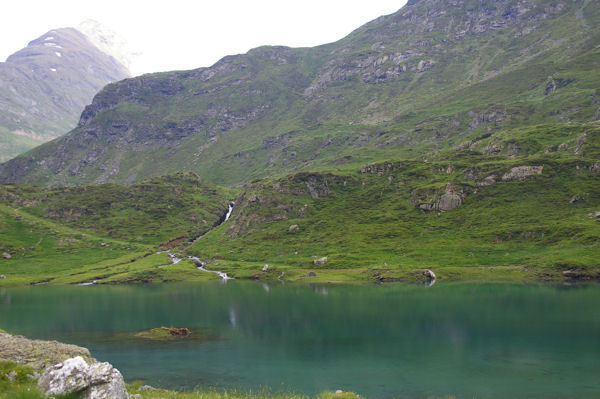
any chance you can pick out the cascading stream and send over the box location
[188,256,233,280]
[76,202,235,285]
[182,201,235,280]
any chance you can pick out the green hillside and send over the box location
[183,123,600,282]
[0,0,599,286]
[0,173,235,285]
[1,0,598,186]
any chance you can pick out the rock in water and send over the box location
[423,269,436,280]
[38,356,128,399]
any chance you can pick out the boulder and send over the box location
[419,184,462,212]
[38,356,90,395]
[289,224,299,232]
[477,175,496,187]
[38,356,128,399]
[501,165,543,181]
[0,275,5,279]
[423,269,436,280]
[437,186,462,212]
[307,271,317,277]
[314,257,328,266]
[2,252,10,259]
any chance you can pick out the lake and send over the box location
[1,281,599,398]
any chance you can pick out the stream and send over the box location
[76,202,235,285]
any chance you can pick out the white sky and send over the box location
[1,0,407,76]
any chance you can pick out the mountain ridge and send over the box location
[0,26,130,162]
[0,0,598,186]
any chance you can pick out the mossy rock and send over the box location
[0,332,96,371]
[130,326,215,342]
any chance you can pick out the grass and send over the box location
[0,361,362,399]
[1,124,599,286]
[182,123,600,283]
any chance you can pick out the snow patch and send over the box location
[50,68,57,72]
[44,36,55,41]
[55,52,62,57]
[77,19,136,72]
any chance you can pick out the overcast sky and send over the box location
[1,0,407,76]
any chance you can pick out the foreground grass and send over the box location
[0,362,361,399]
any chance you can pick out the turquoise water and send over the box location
[1,282,599,398]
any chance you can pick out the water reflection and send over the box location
[0,282,599,399]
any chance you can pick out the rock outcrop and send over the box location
[501,165,543,181]
[38,356,128,399]
[418,184,463,212]
[314,256,328,266]
[0,332,95,370]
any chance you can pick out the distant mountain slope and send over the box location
[0,0,598,185]
[0,27,130,161]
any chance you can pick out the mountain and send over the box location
[0,0,598,186]
[0,27,130,162]
[76,19,138,72]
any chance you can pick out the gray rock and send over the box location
[6,370,17,381]
[570,194,583,204]
[38,356,128,399]
[437,186,462,212]
[0,332,95,370]
[289,224,298,231]
[307,271,317,277]
[419,184,462,212]
[314,257,328,266]
[0,275,5,279]
[423,269,436,280]
[2,252,10,259]
[477,175,497,187]
[38,356,90,395]
[501,165,543,181]
[84,362,128,399]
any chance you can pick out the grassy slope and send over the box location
[0,173,236,286]
[1,125,598,286]
[184,123,600,283]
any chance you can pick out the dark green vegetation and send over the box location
[0,173,236,285]
[0,28,129,162]
[0,0,599,285]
